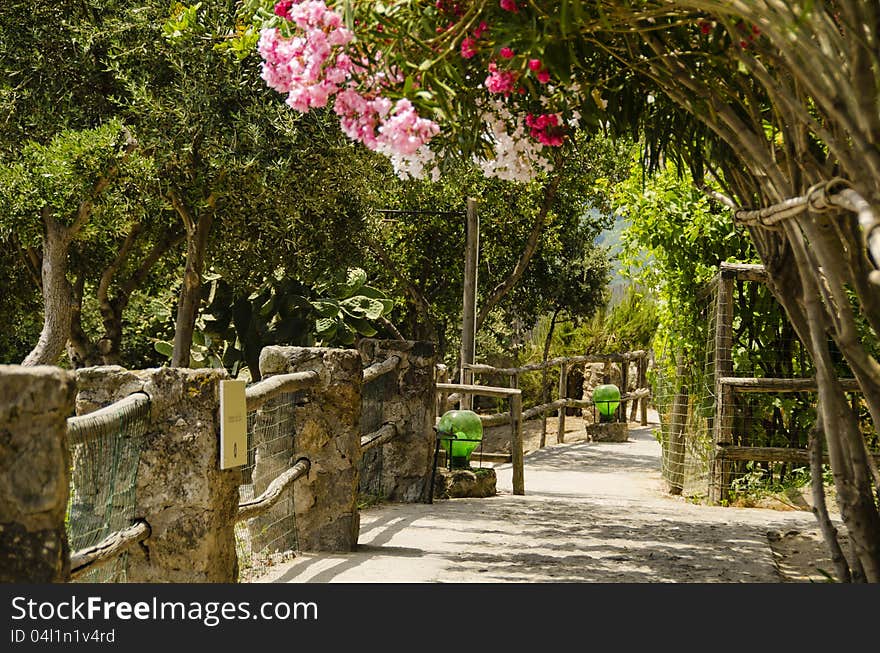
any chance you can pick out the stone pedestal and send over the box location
[433,468,497,499]
[585,422,629,442]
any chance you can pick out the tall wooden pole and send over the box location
[510,392,524,495]
[460,198,478,410]
[667,359,689,495]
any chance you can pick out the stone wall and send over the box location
[358,340,437,502]
[74,366,240,582]
[259,347,362,552]
[0,366,75,582]
[2,342,434,580]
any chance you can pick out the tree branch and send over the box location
[364,229,436,341]
[475,163,564,331]
[98,223,143,322]
[168,188,195,235]
[67,128,138,239]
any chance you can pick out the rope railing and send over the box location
[236,457,311,522]
[478,389,652,426]
[69,519,151,581]
[245,371,320,412]
[362,355,402,384]
[463,350,648,376]
[67,392,150,446]
[360,423,399,451]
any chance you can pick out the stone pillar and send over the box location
[75,366,240,582]
[260,347,361,552]
[0,365,75,582]
[359,339,437,502]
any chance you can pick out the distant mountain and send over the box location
[594,212,630,304]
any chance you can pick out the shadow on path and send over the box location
[258,420,817,583]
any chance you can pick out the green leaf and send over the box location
[154,341,174,357]
[348,316,378,337]
[310,300,340,317]
[340,296,385,320]
[315,316,337,333]
[337,267,367,298]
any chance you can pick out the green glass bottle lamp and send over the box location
[592,384,621,422]
[437,409,483,469]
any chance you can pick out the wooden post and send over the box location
[620,357,629,422]
[639,353,649,426]
[557,362,567,443]
[436,365,449,417]
[629,360,640,423]
[510,392,524,495]
[460,198,478,410]
[711,275,735,503]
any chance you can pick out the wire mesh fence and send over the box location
[236,391,301,580]
[66,396,149,583]
[653,279,717,500]
[654,264,877,503]
[358,370,393,502]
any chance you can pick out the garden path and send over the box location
[256,413,830,583]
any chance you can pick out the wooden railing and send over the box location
[454,350,651,447]
[236,458,311,522]
[436,383,525,495]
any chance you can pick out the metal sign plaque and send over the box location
[220,379,247,469]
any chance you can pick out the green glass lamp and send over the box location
[592,384,621,422]
[437,409,483,468]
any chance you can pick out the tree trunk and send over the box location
[22,217,72,366]
[66,272,99,368]
[171,212,213,368]
[770,222,880,581]
[99,228,184,366]
[476,165,564,332]
[810,419,852,583]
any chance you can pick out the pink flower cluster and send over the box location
[461,37,478,58]
[484,62,519,95]
[459,21,489,58]
[528,58,550,84]
[257,1,354,112]
[525,113,565,146]
[258,1,440,161]
[499,0,518,12]
[375,99,440,156]
[334,92,438,156]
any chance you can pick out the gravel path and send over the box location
[256,417,821,583]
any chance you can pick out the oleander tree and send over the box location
[238,0,880,581]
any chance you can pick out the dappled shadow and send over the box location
[264,412,816,583]
[268,509,427,583]
[516,442,662,474]
[368,494,795,582]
